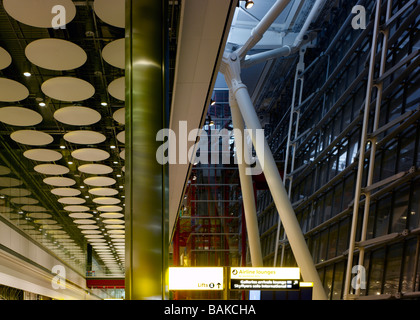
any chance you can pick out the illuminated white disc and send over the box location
[103,219,124,225]
[100,212,124,219]
[0,107,43,126]
[105,224,124,229]
[0,177,22,187]
[21,205,46,212]
[88,188,118,196]
[116,131,125,144]
[72,148,110,162]
[23,149,62,162]
[34,164,69,175]
[93,197,120,205]
[0,188,31,197]
[77,225,99,230]
[88,238,107,243]
[43,177,75,187]
[25,38,87,71]
[73,219,96,225]
[108,77,125,101]
[41,225,62,230]
[109,234,125,238]
[51,188,81,197]
[108,229,125,234]
[102,38,125,69]
[41,77,95,102]
[97,205,122,212]
[84,234,103,239]
[3,0,76,28]
[58,197,86,205]
[10,197,38,205]
[113,108,125,124]
[120,149,125,160]
[27,212,52,219]
[69,212,93,219]
[0,165,11,175]
[54,106,101,126]
[10,130,53,146]
[0,78,29,102]
[81,229,101,234]
[78,164,113,175]
[64,205,90,212]
[0,47,12,70]
[84,177,116,187]
[93,0,125,28]
[64,130,106,145]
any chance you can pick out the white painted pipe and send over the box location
[242,45,292,68]
[237,0,292,58]
[230,94,264,267]
[293,0,325,48]
[230,80,326,300]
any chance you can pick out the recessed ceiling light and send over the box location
[60,145,66,149]
[245,0,254,9]
[39,102,46,107]
[101,102,107,106]
[110,145,116,149]
[68,161,73,165]
[23,72,31,77]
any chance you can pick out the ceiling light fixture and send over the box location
[245,0,254,9]
[23,72,31,77]
[101,102,108,106]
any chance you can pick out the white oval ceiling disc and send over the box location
[3,0,76,28]
[0,165,11,175]
[0,47,12,70]
[21,205,46,212]
[84,177,116,187]
[116,131,125,144]
[64,205,90,212]
[54,106,101,126]
[41,77,95,102]
[100,212,124,219]
[0,107,43,127]
[73,219,96,225]
[78,164,113,175]
[69,212,93,219]
[72,148,110,162]
[93,197,121,205]
[94,0,125,28]
[0,177,22,187]
[102,38,125,69]
[58,197,86,205]
[27,212,52,219]
[97,205,123,212]
[88,187,118,196]
[64,131,106,145]
[10,197,38,205]
[78,225,99,230]
[23,149,62,162]
[0,188,31,197]
[108,77,125,101]
[113,108,125,124]
[25,38,87,71]
[43,177,76,187]
[81,229,101,234]
[120,149,125,160]
[10,130,53,146]
[103,219,124,225]
[0,78,29,102]
[34,164,69,175]
[51,188,81,197]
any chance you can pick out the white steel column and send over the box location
[343,0,382,300]
[222,51,326,300]
[230,93,264,267]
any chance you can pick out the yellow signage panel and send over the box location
[168,267,224,291]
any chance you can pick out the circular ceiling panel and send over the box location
[0,107,43,126]
[64,205,90,212]
[84,234,103,239]
[0,177,22,187]
[73,219,96,225]
[0,78,29,102]
[64,130,106,145]
[43,177,75,187]
[0,188,31,197]
[10,197,38,205]
[84,177,116,187]
[93,197,121,205]
[103,219,124,225]
[57,197,86,205]
[88,187,118,196]
[54,106,101,126]
[0,206,13,213]
[77,225,99,230]
[23,149,62,162]
[108,229,125,234]
[3,0,76,28]
[41,77,95,102]
[21,205,46,212]
[10,130,53,146]
[113,108,125,124]
[93,0,125,28]
[34,164,69,175]
[51,188,81,197]
[100,212,124,219]
[116,131,125,144]
[81,229,101,234]
[108,77,125,101]
[78,164,113,175]
[27,212,52,219]
[97,205,123,212]
[0,47,12,70]
[0,165,11,175]
[105,224,124,229]
[25,38,87,71]
[102,38,125,69]
[72,148,110,162]
[34,219,57,225]
[120,149,125,160]
[69,212,93,219]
